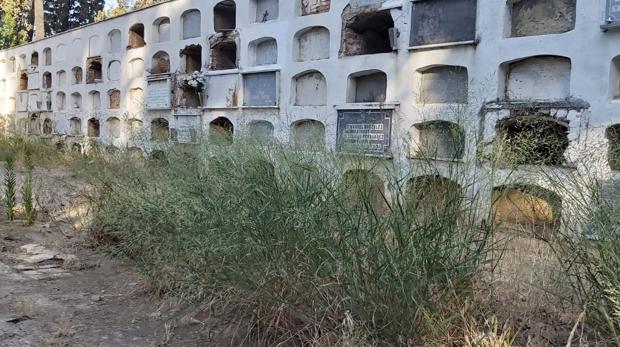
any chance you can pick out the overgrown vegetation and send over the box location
[3,152,16,221]
[22,147,34,224]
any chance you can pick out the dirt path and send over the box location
[0,167,222,347]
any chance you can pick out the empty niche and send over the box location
[42,72,52,89]
[492,184,562,233]
[295,27,330,62]
[495,114,569,166]
[253,0,278,22]
[209,117,234,145]
[43,48,52,66]
[210,39,237,70]
[107,117,121,139]
[56,92,66,110]
[510,0,576,38]
[151,51,171,74]
[405,175,463,219]
[43,118,54,135]
[611,56,620,100]
[249,38,277,66]
[128,24,146,49]
[410,121,465,160]
[151,118,169,141]
[56,70,66,87]
[606,125,620,171]
[69,117,81,135]
[243,72,277,106]
[108,61,121,81]
[153,17,171,43]
[19,73,28,91]
[214,1,236,32]
[108,89,121,109]
[71,67,83,84]
[108,30,122,53]
[129,58,145,79]
[86,57,103,83]
[182,10,201,39]
[340,5,394,57]
[89,35,101,56]
[347,70,386,103]
[88,91,101,111]
[31,52,39,66]
[87,118,100,137]
[71,92,82,109]
[181,45,202,73]
[410,0,477,47]
[293,70,327,106]
[505,56,571,100]
[418,66,468,104]
[300,0,330,16]
[291,119,325,148]
[248,120,274,142]
[343,169,387,215]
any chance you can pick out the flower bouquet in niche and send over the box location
[179,70,207,106]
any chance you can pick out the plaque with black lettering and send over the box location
[337,110,392,156]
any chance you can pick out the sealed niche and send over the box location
[492,184,562,234]
[243,72,277,107]
[510,0,576,38]
[418,66,468,104]
[410,0,477,47]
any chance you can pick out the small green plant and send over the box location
[22,148,35,225]
[4,153,16,221]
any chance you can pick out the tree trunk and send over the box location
[33,0,44,41]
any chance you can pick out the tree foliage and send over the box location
[0,0,31,49]
[96,0,169,21]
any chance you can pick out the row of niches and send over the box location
[4,55,576,112]
[0,0,579,75]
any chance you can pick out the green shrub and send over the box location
[22,148,35,225]
[78,140,495,344]
[4,152,16,221]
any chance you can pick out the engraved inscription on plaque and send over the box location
[146,78,171,109]
[337,110,392,156]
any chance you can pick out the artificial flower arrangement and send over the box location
[180,70,208,92]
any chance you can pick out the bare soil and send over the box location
[0,167,230,347]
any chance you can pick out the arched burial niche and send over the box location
[347,70,387,103]
[57,70,66,87]
[182,9,201,39]
[31,52,39,66]
[495,114,569,166]
[418,66,468,104]
[509,0,576,38]
[342,169,387,215]
[340,5,394,57]
[504,56,571,100]
[405,175,463,220]
[107,60,121,81]
[151,51,171,74]
[492,184,562,234]
[69,117,81,135]
[153,17,171,43]
[300,0,330,16]
[209,117,234,145]
[71,92,82,109]
[294,27,329,62]
[43,118,53,135]
[214,1,236,32]
[410,121,465,160]
[210,40,237,70]
[42,72,52,89]
[108,29,122,53]
[252,0,278,22]
[108,89,121,109]
[18,72,28,91]
[56,92,66,110]
[86,57,103,83]
[88,91,101,111]
[610,56,620,100]
[181,45,202,73]
[128,24,146,49]
[151,118,170,141]
[293,70,327,106]
[87,118,100,137]
[29,114,40,135]
[129,58,145,79]
[290,119,325,149]
[248,37,277,66]
[43,48,52,66]
[606,124,620,171]
[107,117,121,140]
[247,120,274,143]
[71,66,83,84]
